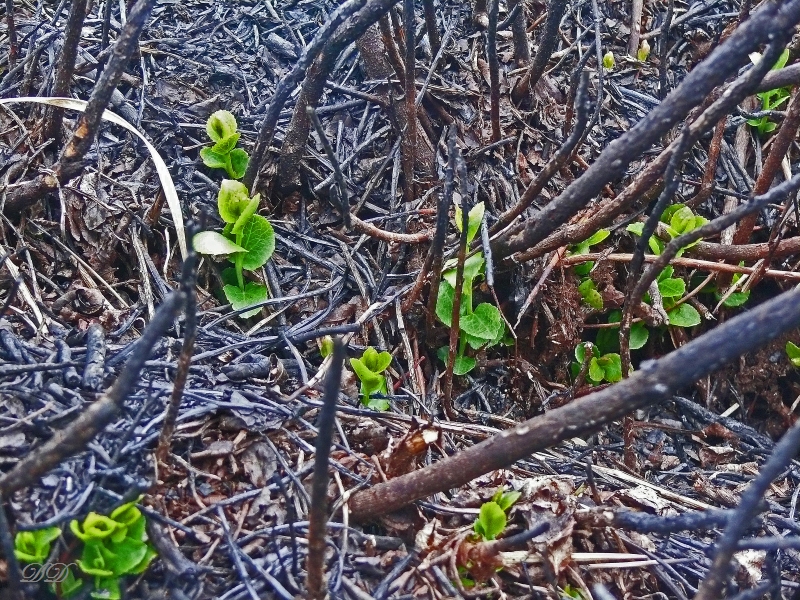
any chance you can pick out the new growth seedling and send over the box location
[786,341,800,368]
[350,347,393,411]
[14,499,157,599]
[747,49,792,137]
[435,202,507,375]
[200,110,250,179]
[472,488,521,541]
[569,228,610,310]
[572,342,622,386]
[193,113,276,318]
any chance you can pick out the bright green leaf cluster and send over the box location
[627,204,708,258]
[747,49,791,136]
[637,40,650,62]
[14,526,60,563]
[69,500,157,600]
[786,341,800,368]
[473,488,520,541]
[435,202,507,375]
[350,347,393,411]
[570,229,610,310]
[194,111,276,319]
[602,51,615,70]
[593,310,649,356]
[200,110,250,179]
[573,342,622,385]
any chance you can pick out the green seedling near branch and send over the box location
[200,110,250,179]
[193,180,275,318]
[602,51,615,70]
[593,310,649,355]
[473,488,521,541]
[435,202,506,375]
[637,40,650,62]
[572,342,622,385]
[570,228,610,310]
[747,49,791,136]
[786,341,800,368]
[14,500,157,599]
[350,347,393,411]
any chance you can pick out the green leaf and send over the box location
[460,303,503,341]
[223,282,268,318]
[91,576,121,600]
[350,358,383,392]
[602,51,615,70]
[668,303,701,327]
[239,215,276,271]
[578,279,603,309]
[786,341,800,367]
[435,281,456,327]
[77,540,114,578]
[193,231,246,256]
[669,206,696,235]
[658,266,674,281]
[718,290,750,307]
[320,336,333,358]
[100,538,148,576]
[598,353,622,382]
[588,358,605,383]
[206,110,238,143]
[361,347,393,373]
[453,355,477,375]
[630,322,649,350]
[657,277,685,298]
[474,501,506,540]
[57,566,83,598]
[585,229,610,246]
[637,39,650,62]
[626,222,644,236]
[229,148,250,179]
[71,513,119,542]
[496,490,521,512]
[572,261,594,277]
[14,527,60,563]
[454,201,485,244]
[200,147,230,171]
[365,398,390,411]
[217,180,252,223]
[443,253,485,289]
[648,236,664,255]
[231,195,261,235]
[212,132,240,155]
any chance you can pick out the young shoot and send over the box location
[200,110,250,179]
[350,347,393,411]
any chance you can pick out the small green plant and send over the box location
[602,51,615,70]
[350,347,393,411]
[14,526,60,563]
[569,229,610,309]
[435,202,506,375]
[593,310,649,355]
[627,203,708,258]
[637,39,650,62]
[14,500,156,599]
[473,488,521,541]
[562,584,587,599]
[786,341,800,368]
[69,500,157,600]
[572,342,622,385]
[200,110,250,179]
[747,49,791,137]
[193,180,276,318]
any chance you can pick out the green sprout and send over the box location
[786,341,800,368]
[350,347,393,411]
[569,228,610,309]
[193,179,275,318]
[602,51,615,70]
[747,49,791,137]
[200,110,250,179]
[637,39,650,62]
[435,202,506,375]
[572,342,622,385]
[473,488,520,541]
[14,526,60,563]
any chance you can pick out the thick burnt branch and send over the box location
[494,0,800,260]
[4,0,155,213]
[349,283,800,520]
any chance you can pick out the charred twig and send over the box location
[5,0,156,213]
[659,0,674,100]
[402,0,416,204]
[82,322,106,391]
[491,71,591,235]
[378,14,406,86]
[155,241,198,466]
[628,0,644,57]
[306,338,346,599]
[349,282,800,519]
[422,0,440,58]
[487,0,501,143]
[5,0,17,70]
[494,2,800,259]
[0,289,185,497]
[45,0,88,144]
[620,129,691,376]
[510,39,788,263]
[695,418,800,600]
[511,0,568,105]
[686,119,725,208]
[243,0,369,190]
[308,107,351,229]
[506,0,529,66]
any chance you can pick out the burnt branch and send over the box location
[5,0,156,213]
[349,282,800,520]
[494,1,800,260]
[0,288,186,497]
